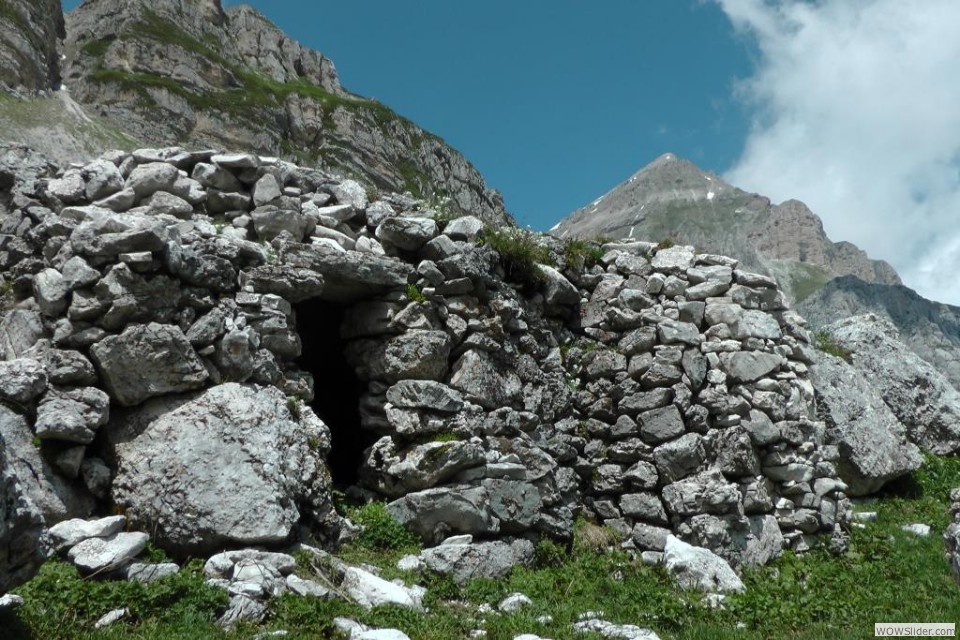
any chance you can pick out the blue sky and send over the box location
[228,0,755,230]
[64,0,754,230]
[61,1,960,304]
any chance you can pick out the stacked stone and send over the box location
[554,243,850,562]
[944,488,960,584]
[0,145,851,578]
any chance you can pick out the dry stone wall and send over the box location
[0,146,853,588]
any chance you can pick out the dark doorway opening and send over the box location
[294,298,369,489]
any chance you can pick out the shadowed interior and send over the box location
[294,298,369,488]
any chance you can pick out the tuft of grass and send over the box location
[479,228,553,288]
[349,502,420,552]
[562,237,605,270]
[5,559,229,639]
[813,330,852,363]
[656,237,676,250]
[286,395,302,419]
[405,283,427,304]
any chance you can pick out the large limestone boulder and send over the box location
[106,383,341,556]
[90,323,209,406]
[0,420,47,594]
[823,314,960,455]
[811,352,922,495]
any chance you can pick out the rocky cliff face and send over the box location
[553,154,900,304]
[0,0,64,93]
[799,276,960,391]
[55,0,508,225]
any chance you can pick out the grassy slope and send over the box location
[77,10,441,196]
[5,457,960,640]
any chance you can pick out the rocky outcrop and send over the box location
[799,276,960,392]
[0,0,64,93]
[553,154,899,305]
[106,383,341,556]
[0,145,856,571]
[55,0,509,225]
[811,352,923,495]
[819,314,960,455]
[0,413,47,594]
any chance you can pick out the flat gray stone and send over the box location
[68,531,149,574]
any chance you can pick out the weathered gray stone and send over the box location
[663,535,745,593]
[0,310,46,360]
[0,406,95,523]
[387,486,498,544]
[61,257,100,292]
[0,421,47,594]
[35,386,110,444]
[93,263,181,329]
[278,243,412,301]
[483,479,541,533]
[741,409,780,446]
[719,352,784,383]
[661,471,742,518]
[212,153,259,169]
[68,531,149,574]
[443,216,484,240]
[240,266,325,303]
[823,315,960,455]
[638,405,685,445]
[331,179,368,209]
[417,538,535,585]
[125,162,179,199]
[811,352,923,495]
[386,380,464,413]
[653,433,704,483]
[342,565,423,610]
[83,159,124,201]
[651,246,696,274]
[285,573,333,598]
[107,384,339,555]
[362,438,486,498]
[657,320,701,346]
[252,173,282,207]
[143,191,193,218]
[449,349,521,409]
[48,515,126,550]
[42,349,98,386]
[348,330,451,383]
[90,323,208,406]
[714,427,761,478]
[539,264,580,305]
[191,162,242,191]
[0,358,47,404]
[33,268,69,316]
[251,207,311,241]
[376,216,438,251]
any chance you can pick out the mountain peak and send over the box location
[553,153,900,302]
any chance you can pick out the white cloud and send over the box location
[715,0,960,304]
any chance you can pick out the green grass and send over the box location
[8,458,960,639]
[405,283,427,304]
[813,330,853,363]
[785,261,835,304]
[479,228,554,288]
[562,237,605,269]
